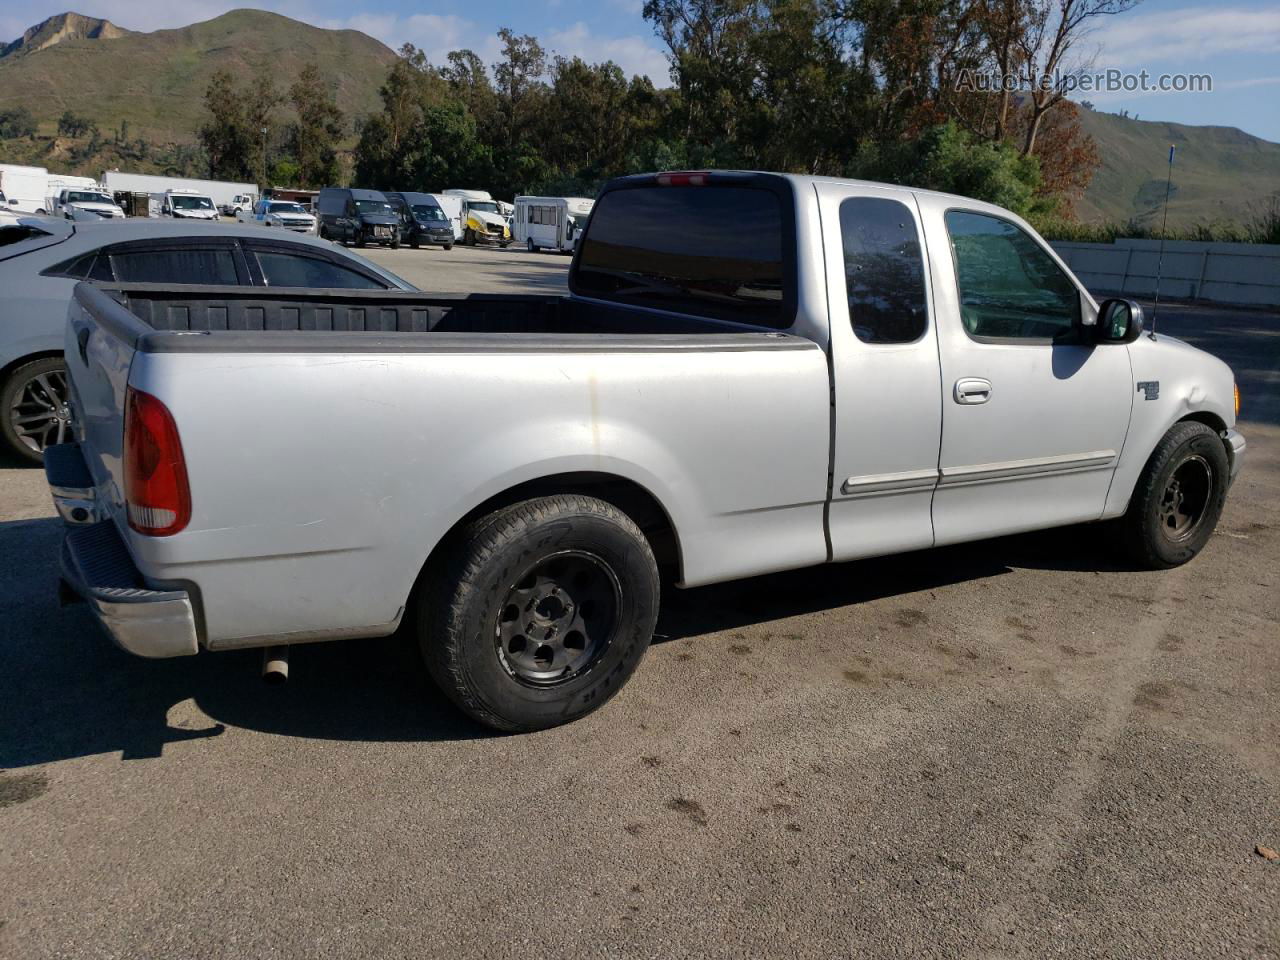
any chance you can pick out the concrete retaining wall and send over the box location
[1050,238,1280,308]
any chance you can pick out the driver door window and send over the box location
[945,210,1080,342]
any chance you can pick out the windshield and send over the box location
[67,191,112,204]
[413,205,448,221]
[269,202,307,215]
[355,199,393,216]
[172,195,214,210]
[468,201,499,214]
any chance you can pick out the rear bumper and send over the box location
[47,444,199,658]
[1224,428,1246,486]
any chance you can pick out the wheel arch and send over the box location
[1,349,63,387]
[412,471,684,603]
[1177,410,1227,435]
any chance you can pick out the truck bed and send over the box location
[63,280,831,651]
[92,284,778,349]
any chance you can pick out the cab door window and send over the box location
[945,210,1081,342]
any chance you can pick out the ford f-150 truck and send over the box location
[48,171,1245,733]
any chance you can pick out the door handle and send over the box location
[954,377,993,404]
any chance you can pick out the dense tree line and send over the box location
[192,0,1137,218]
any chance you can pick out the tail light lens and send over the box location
[124,387,191,536]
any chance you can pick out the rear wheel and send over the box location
[444,243,453,251]
[526,238,536,252]
[1119,421,1229,568]
[2,357,70,465]
[419,495,659,732]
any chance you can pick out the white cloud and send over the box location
[546,20,670,83]
[1091,5,1280,66]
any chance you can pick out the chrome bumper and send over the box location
[1224,429,1246,486]
[47,443,199,658]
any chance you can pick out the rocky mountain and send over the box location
[0,11,131,60]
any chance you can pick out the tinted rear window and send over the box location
[573,185,789,327]
[111,248,239,285]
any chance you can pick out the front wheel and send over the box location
[1118,421,1229,568]
[419,495,660,732]
[1,356,71,464]
[463,228,475,246]
[443,243,453,251]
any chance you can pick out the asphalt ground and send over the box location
[1,244,1277,958]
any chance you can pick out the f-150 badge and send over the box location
[1136,381,1160,400]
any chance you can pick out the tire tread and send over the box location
[421,494,655,732]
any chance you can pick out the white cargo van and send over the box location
[0,164,50,214]
[514,196,594,253]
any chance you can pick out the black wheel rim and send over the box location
[10,367,70,454]
[494,550,621,686]
[1158,454,1212,542]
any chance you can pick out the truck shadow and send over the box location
[0,517,1136,768]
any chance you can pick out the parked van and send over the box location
[161,189,219,220]
[443,188,511,246]
[316,187,401,248]
[0,164,50,214]
[514,196,594,253]
[386,192,455,250]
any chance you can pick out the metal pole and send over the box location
[1150,144,1175,339]
[261,125,268,192]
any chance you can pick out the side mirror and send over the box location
[1096,298,1144,343]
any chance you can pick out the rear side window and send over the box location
[111,247,240,285]
[945,210,1080,341]
[574,185,789,327]
[256,250,385,289]
[839,197,928,343]
[42,252,114,281]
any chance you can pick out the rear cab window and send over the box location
[571,178,795,328]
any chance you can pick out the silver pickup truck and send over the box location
[48,171,1245,732]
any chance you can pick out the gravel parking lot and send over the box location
[1,246,1277,958]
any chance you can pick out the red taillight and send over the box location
[124,387,191,536]
[656,172,709,186]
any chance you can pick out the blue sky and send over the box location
[3,0,1278,142]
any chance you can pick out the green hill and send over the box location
[0,8,396,142]
[1075,108,1280,228]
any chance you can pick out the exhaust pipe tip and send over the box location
[261,646,289,685]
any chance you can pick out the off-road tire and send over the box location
[419,495,659,732]
[1119,420,1229,569]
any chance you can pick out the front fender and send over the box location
[1104,335,1237,516]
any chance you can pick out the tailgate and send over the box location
[63,282,148,526]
